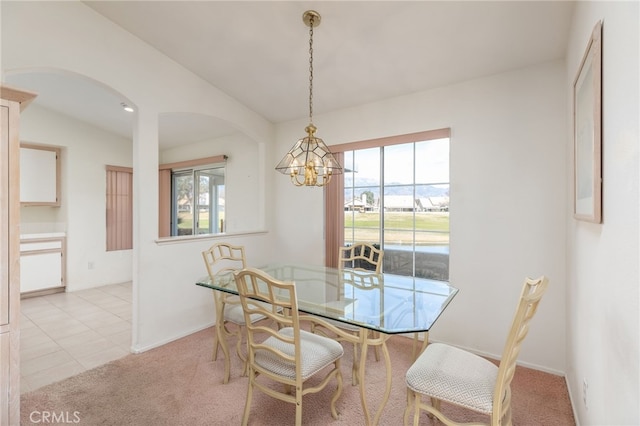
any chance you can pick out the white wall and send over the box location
[566,2,639,424]
[19,105,133,290]
[274,60,568,373]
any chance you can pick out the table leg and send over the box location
[213,292,232,384]
[411,331,429,361]
[358,330,392,426]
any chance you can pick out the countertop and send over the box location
[20,232,66,240]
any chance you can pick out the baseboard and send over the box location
[130,321,215,354]
[20,286,65,299]
[565,375,581,426]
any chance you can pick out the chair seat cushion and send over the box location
[405,343,498,414]
[255,328,344,380]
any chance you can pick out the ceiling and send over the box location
[5,1,575,148]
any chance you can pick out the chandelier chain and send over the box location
[274,10,342,187]
[308,16,314,124]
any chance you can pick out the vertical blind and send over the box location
[106,165,133,251]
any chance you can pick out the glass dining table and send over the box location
[196,263,458,425]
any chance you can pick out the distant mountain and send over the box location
[345,178,449,198]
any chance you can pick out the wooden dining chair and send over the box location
[314,243,384,386]
[404,276,549,426]
[338,242,384,272]
[201,242,261,384]
[234,267,344,426]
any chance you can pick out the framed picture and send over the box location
[573,20,602,223]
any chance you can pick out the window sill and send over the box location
[155,229,268,245]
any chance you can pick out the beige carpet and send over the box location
[21,327,575,425]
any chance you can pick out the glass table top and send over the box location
[196,262,458,335]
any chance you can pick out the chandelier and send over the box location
[275,10,342,187]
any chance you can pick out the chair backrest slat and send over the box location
[234,267,302,377]
[338,243,384,273]
[493,276,549,423]
[202,242,246,278]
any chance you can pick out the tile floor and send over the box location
[20,282,132,393]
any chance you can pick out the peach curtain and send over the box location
[324,152,344,268]
[158,169,171,237]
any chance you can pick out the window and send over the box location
[158,155,226,238]
[106,165,133,251]
[326,129,449,280]
[171,166,225,236]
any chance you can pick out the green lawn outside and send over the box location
[345,211,449,245]
[177,211,223,234]
[344,211,449,231]
[178,211,447,243]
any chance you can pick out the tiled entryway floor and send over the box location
[20,282,132,393]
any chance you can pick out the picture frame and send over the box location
[573,20,602,223]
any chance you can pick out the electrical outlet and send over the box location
[583,378,588,408]
[88,261,94,270]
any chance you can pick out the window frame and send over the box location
[170,164,225,236]
[158,154,226,238]
[325,129,450,279]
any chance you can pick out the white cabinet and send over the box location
[20,234,66,295]
[20,144,60,206]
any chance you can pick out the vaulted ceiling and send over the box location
[5,1,575,147]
